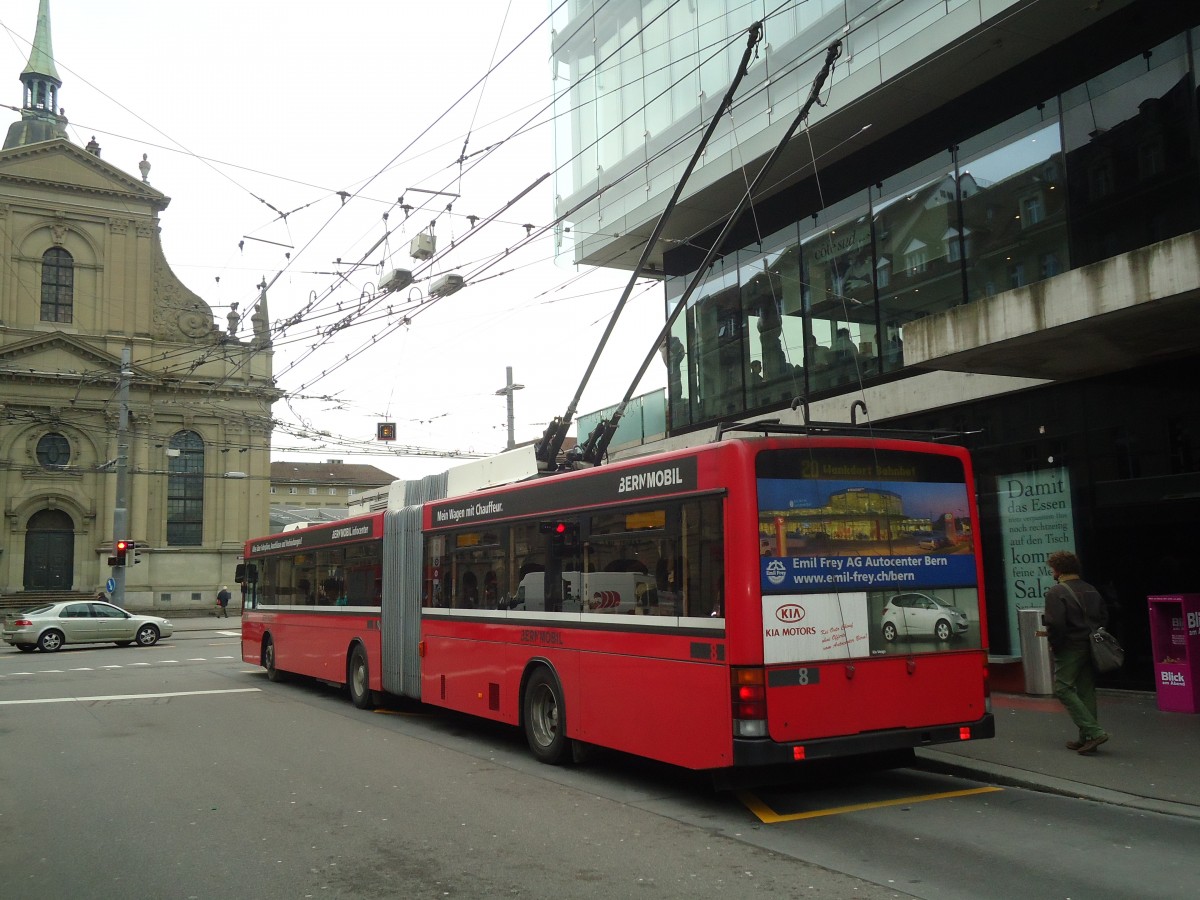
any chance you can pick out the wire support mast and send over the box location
[575,38,844,468]
[534,20,765,471]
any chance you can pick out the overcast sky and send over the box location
[1,0,664,480]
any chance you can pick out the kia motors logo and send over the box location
[776,603,806,624]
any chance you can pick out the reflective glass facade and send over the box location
[662,30,1198,430]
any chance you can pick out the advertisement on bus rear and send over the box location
[756,477,976,591]
[756,464,981,661]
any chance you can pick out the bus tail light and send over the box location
[731,667,767,737]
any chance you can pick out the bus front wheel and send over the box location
[523,667,569,765]
[349,645,373,710]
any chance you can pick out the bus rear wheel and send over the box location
[523,667,569,764]
[263,636,284,682]
[349,645,373,709]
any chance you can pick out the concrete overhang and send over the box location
[904,231,1200,381]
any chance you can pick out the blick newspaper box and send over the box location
[1147,594,1200,713]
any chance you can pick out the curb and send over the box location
[913,749,1200,820]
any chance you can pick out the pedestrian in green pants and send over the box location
[1043,551,1110,755]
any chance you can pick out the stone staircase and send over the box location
[0,591,97,612]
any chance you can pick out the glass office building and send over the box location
[552,1,1200,687]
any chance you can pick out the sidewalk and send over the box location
[171,611,242,629]
[917,690,1200,819]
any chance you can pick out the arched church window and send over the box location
[40,247,74,323]
[167,430,205,546]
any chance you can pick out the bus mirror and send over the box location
[235,563,246,582]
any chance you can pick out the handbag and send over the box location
[1089,627,1125,673]
[1062,582,1124,672]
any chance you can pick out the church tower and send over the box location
[3,0,68,150]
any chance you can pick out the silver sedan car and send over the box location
[2,600,173,652]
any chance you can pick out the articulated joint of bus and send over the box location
[731,667,767,738]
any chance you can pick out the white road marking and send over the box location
[2,655,244,679]
[0,688,262,706]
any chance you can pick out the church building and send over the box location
[0,0,278,610]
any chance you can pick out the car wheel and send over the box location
[348,645,373,710]
[114,641,133,647]
[882,621,898,642]
[37,630,65,652]
[934,619,952,641]
[263,636,284,682]
[136,624,161,646]
[16,643,36,652]
[523,667,569,765]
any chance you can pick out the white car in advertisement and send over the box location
[881,591,969,642]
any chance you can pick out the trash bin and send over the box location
[1018,607,1053,696]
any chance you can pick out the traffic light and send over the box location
[540,521,580,556]
[114,539,130,567]
[377,422,397,441]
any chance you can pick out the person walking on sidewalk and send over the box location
[216,585,232,618]
[1043,551,1110,754]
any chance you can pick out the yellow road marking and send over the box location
[739,785,1003,823]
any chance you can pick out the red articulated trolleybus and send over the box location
[241,422,994,777]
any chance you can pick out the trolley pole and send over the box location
[111,347,132,606]
[494,366,524,450]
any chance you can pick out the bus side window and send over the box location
[682,497,724,618]
[459,571,478,608]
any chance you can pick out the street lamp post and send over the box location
[111,347,132,606]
